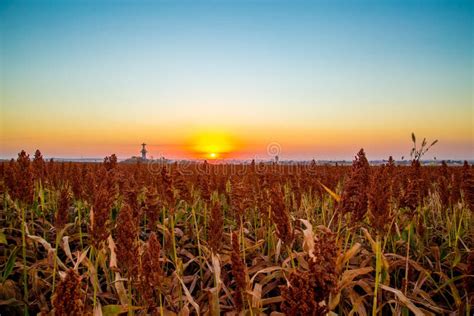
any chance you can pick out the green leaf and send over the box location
[452,250,461,268]
[2,247,19,282]
[102,305,125,316]
[102,305,142,316]
[0,230,7,244]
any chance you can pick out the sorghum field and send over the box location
[0,149,473,316]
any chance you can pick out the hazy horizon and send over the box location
[0,141,472,162]
[1,0,473,160]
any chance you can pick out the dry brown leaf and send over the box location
[379,284,424,316]
[275,238,282,262]
[340,267,374,289]
[211,253,222,288]
[299,219,315,259]
[178,305,190,316]
[113,272,128,306]
[337,242,361,271]
[176,272,200,315]
[261,296,283,306]
[107,235,117,270]
[73,248,89,270]
[61,236,74,263]
[347,288,367,316]
[93,301,103,316]
[27,234,67,270]
[249,266,284,285]
[250,283,262,309]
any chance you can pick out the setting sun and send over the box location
[187,130,239,159]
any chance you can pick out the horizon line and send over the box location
[1,156,472,163]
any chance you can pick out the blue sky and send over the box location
[0,0,472,159]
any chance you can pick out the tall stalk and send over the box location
[20,203,28,316]
[90,247,99,308]
[372,235,381,316]
[51,231,60,292]
[191,206,204,286]
[77,201,83,249]
[404,222,411,295]
[169,207,183,310]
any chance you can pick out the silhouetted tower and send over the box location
[141,143,147,160]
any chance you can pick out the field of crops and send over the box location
[0,149,473,315]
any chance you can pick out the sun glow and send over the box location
[188,130,237,159]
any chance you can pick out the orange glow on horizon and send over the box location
[186,130,240,159]
[0,120,472,160]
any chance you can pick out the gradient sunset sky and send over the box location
[1,0,473,160]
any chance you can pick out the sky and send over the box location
[1,0,473,160]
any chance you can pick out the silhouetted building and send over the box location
[141,143,147,160]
